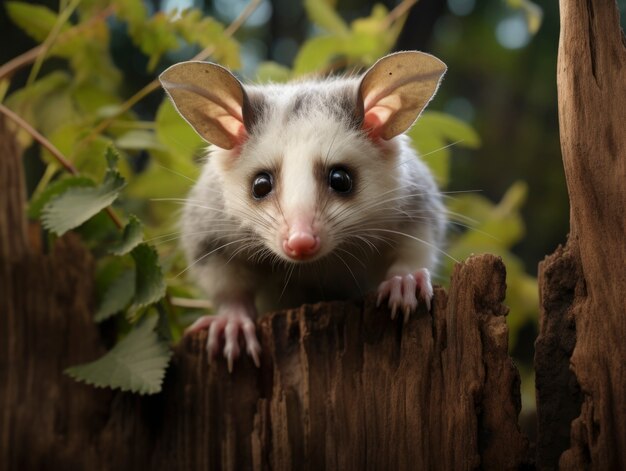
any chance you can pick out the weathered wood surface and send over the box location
[0,116,109,469]
[1,248,529,470]
[156,254,528,470]
[535,0,626,469]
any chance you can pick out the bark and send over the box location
[0,116,116,469]
[535,0,626,469]
[0,118,528,469]
[154,255,528,470]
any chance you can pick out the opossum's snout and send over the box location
[281,220,321,261]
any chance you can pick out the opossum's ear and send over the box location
[160,61,253,150]
[358,51,447,140]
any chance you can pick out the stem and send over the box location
[0,46,43,81]
[0,104,123,230]
[0,104,78,175]
[298,0,420,80]
[383,0,419,29]
[82,82,161,145]
[0,6,114,80]
[214,0,261,48]
[109,120,157,130]
[27,0,83,85]
[79,0,261,147]
[32,162,59,198]
[104,207,123,229]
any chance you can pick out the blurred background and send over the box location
[5,0,622,438]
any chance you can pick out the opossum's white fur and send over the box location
[181,78,446,312]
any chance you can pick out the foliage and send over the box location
[65,315,171,395]
[2,0,538,394]
[41,149,126,235]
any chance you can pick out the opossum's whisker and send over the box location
[392,140,465,170]
[335,246,366,268]
[279,263,296,301]
[174,237,252,278]
[153,163,197,183]
[333,252,362,296]
[368,228,459,263]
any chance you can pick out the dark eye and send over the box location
[328,167,352,193]
[252,172,273,199]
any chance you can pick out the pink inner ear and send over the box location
[363,94,401,135]
[217,114,247,147]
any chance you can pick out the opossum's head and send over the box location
[160,52,446,263]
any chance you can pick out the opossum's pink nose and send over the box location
[283,231,320,260]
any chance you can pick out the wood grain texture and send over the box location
[0,114,138,470]
[0,117,28,260]
[1,246,529,469]
[536,0,626,469]
[146,254,528,470]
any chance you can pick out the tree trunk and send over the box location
[0,113,529,468]
[535,0,626,469]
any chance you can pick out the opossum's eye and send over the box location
[329,167,352,194]
[252,172,273,199]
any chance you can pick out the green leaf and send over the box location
[155,98,204,161]
[255,61,292,83]
[41,152,126,235]
[304,0,349,35]
[417,112,481,149]
[116,130,165,151]
[63,22,121,89]
[73,83,121,117]
[497,180,528,214]
[65,316,171,395]
[5,72,74,146]
[94,268,136,322]
[350,3,389,35]
[126,163,195,225]
[127,12,179,72]
[408,111,481,187]
[294,4,398,76]
[173,10,241,69]
[0,79,9,102]
[105,147,119,168]
[129,243,166,314]
[28,176,94,219]
[293,36,344,75]
[109,215,143,256]
[347,4,396,63]
[112,0,147,26]
[409,127,451,187]
[6,1,66,42]
[74,135,118,180]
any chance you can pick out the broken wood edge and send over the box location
[168,253,529,469]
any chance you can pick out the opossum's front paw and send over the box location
[185,308,261,373]
[376,268,433,323]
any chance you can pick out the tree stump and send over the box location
[535,0,626,469]
[154,254,527,470]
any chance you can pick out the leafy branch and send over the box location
[27,0,82,85]
[0,103,123,228]
[79,0,262,148]
[0,5,115,80]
